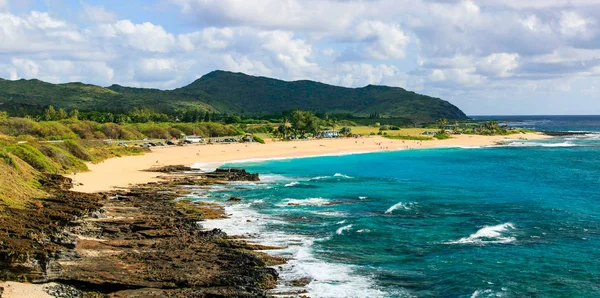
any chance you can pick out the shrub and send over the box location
[61,140,93,161]
[5,144,59,173]
[252,135,265,144]
[434,133,451,140]
[38,145,88,172]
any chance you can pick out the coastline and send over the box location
[68,133,550,193]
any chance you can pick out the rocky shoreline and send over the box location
[0,167,283,297]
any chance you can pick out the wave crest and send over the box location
[336,224,353,235]
[446,222,516,245]
[385,202,417,214]
[278,197,332,207]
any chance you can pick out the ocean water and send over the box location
[194,117,600,297]
[470,115,600,132]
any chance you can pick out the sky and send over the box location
[0,0,599,115]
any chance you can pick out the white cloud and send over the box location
[11,58,39,78]
[169,0,361,31]
[99,20,176,53]
[179,27,235,51]
[355,21,409,60]
[476,53,519,77]
[259,30,318,77]
[1,0,600,114]
[323,63,405,87]
[135,58,178,82]
[80,4,117,24]
[222,54,272,76]
[559,11,595,38]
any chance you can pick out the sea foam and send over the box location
[446,222,516,245]
[277,197,332,207]
[385,202,416,214]
[336,224,353,235]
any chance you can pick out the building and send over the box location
[317,130,340,138]
[242,133,253,142]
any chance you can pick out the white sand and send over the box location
[68,134,550,193]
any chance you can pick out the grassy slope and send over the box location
[0,71,468,121]
[0,133,146,209]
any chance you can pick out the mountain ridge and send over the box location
[0,70,467,121]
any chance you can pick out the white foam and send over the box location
[507,141,578,148]
[336,220,347,225]
[310,211,347,217]
[284,181,299,187]
[277,197,332,207]
[446,223,516,245]
[334,173,353,179]
[359,196,368,200]
[336,224,353,235]
[357,229,371,233]
[540,141,577,147]
[199,198,388,297]
[385,201,416,214]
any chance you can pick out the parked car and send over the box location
[117,142,128,147]
[166,140,175,145]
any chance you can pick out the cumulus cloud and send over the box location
[355,21,409,60]
[559,11,595,38]
[98,20,176,53]
[476,53,520,77]
[222,54,272,76]
[169,0,360,31]
[0,0,599,113]
[80,4,117,24]
[259,30,319,77]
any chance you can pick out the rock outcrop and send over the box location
[0,169,278,297]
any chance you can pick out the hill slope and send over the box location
[0,71,467,121]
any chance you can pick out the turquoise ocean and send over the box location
[196,116,600,297]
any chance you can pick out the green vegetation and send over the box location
[5,143,60,173]
[434,133,451,140]
[0,70,467,122]
[252,135,265,144]
[0,117,244,141]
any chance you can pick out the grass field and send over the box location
[253,126,439,141]
[349,126,436,137]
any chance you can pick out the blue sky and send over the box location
[1,0,599,115]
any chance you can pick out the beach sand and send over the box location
[68,133,550,193]
[0,281,55,298]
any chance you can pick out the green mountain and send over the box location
[0,70,467,121]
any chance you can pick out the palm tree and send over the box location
[280,116,290,139]
[436,118,448,134]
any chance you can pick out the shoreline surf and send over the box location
[68,133,550,193]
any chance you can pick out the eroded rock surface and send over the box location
[0,169,278,297]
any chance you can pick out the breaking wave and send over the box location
[385,202,417,214]
[277,197,333,207]
[446,223,516,245]
[336,224,353,235]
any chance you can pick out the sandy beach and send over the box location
[69,133,550,193]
